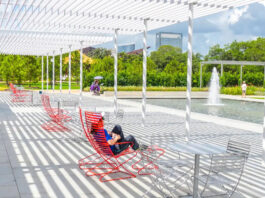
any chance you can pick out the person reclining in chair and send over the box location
[104,124,140,155]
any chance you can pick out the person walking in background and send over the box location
[241,81,247,98]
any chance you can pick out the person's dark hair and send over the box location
[91,128,96,134]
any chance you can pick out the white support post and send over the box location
[46,54,49,91]
[41,56,44,92]
[200,63,202,88]
[52,51,55,93]
[69,45,72,95]
[185,2,194,142]
[79,41,83,106]
[240,64,243,85]
[263,100,265,167]
[114,29,119,117]
[60,48,63,94]
[221,62,223,77]
[263,65,265,83]
[142,19,148,127]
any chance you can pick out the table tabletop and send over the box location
[169,142,226,155]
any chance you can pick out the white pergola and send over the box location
[1,0,265,172]
[200,60,265,88]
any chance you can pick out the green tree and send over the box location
[150,45,182,71]
[87,48,111,59]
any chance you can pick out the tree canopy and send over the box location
[0,37,265,88]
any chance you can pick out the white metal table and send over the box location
[169,142,226,198]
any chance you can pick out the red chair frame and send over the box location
[132,145,165,175]
[41,94,71,132]
[78,109,110,175]
[9,83,32,103]
[79,110,138,182]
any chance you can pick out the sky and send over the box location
[97,2,265,56]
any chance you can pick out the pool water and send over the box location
[128,99,264,124]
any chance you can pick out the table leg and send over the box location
[58,101,60,116]
[193,154,200,198]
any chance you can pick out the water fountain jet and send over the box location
[206,67,224,106]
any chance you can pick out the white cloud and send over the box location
[259,1,265,7]
[228,6,249,24]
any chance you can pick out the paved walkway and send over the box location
[0,91,265,197]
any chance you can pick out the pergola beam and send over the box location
[200,60,265,88]
[201,60,265,66]
[0,29,111,38]
[0,0,262,56]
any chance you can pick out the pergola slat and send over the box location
[0,0,263,55]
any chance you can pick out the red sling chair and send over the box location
[9,83,31,103]
[78,108,165,181]
[41,94,71,132]
[79,109,138,182]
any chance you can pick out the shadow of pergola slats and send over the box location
[0,92,265,197]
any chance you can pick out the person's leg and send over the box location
[114,135,139,155]
[124,135,139,151]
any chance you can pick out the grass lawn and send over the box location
[252,97,265,99]
[84,86,209,92]
[2,82,265,95]
[0,83,8,91]
[0,82,80,90]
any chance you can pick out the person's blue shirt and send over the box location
[104,129,115,151]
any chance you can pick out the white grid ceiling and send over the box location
[0,0,263,56]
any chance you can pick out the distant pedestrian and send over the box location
[90,80,100,95]
[241,81,247,98]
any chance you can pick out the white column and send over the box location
[240,64,243,85]
[60,48,63,94]
[46,54,49,91]
[41,56,44,92]
[221,62,223,77]
[79,41,83,106]
[142,19,148,127]
[185,2,194,142]
[69,45,72,95]
[200,63,202,88]
[263,65,265,84]
[263,100,265,166]
[52,51,55,92]
[114,29,119,117]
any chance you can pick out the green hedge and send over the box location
[221,86,265,95]
[83,71,265,89]
[83,86,208,92]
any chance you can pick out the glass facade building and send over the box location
[118,43,135,53]
[156,32,182,51]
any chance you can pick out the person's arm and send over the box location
[107,134,121,145]
[90,84,94,91]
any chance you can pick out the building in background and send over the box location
[127,46,151,55]
[118,43,135,53]
[156,32,182,50]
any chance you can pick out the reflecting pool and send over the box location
[128,99,264,124]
